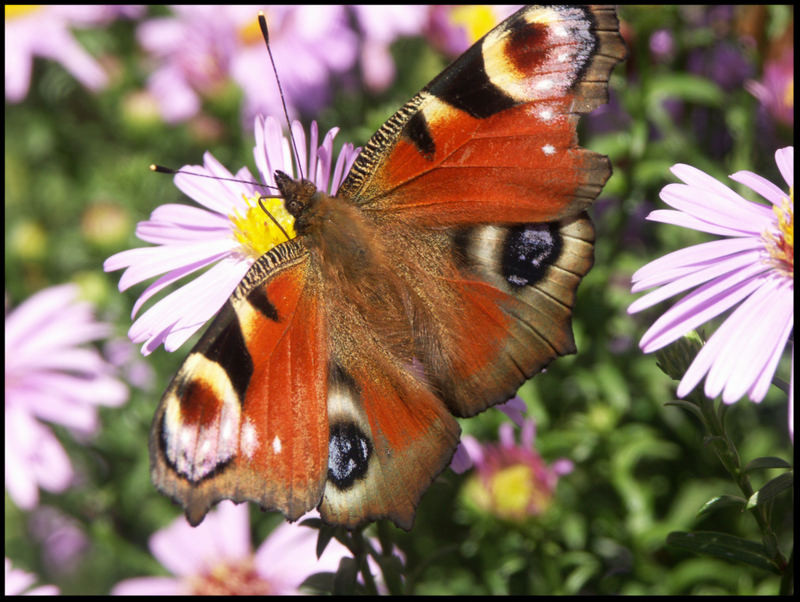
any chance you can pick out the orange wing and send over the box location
[338,5,625,226]
[150,241,329,525]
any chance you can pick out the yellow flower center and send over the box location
[490,465,535,519]
[783,76,793,109]
[238,12,266,46]
[450,5,497,44]
[187,558,273,595]
[763,188,793,278]
[230,193,295,260]
[5,5,41,19]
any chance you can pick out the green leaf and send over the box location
[664,399,704,421]
[315,522,337,560]
[299,571,336,595]
[646,74,725,107]
[744,456,792,472]
[374,553,405,595]
[333,556,359,595]
[697,495,747,517]
[666,531,779,574]
[746,472,794,509]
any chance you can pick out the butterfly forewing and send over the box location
[151,241,329,524]
[338,5,626,227]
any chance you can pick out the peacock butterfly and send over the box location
[150,5,626,530]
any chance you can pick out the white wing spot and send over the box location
[241,419,259,459]
[538,107,553,121]
[272,435,282,454]
[542,144,556,155]
[535,79,554,91]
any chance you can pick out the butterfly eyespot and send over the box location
[501,223,562,288]
[328,422,371,490]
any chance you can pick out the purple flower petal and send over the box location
[646,209,757,238]
[774,147,793,188]
[637,263,765,352]
[630,236,763,292]
[728,170,787,206]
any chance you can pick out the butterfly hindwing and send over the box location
[150,240,329,525]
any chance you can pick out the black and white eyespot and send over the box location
[327,422,371,490]
[501,223,562,288]
[455,223,562,290]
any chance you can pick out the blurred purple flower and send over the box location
[649,29,675,62]
[137,6,358,125]
[104,116,360,354]
[111,502,355,595]
[5,284,128,510]
[4,5,142,102]
[231,6,358,125]
[29,506,89,575]
[136,5,238,124]
[351,6,429,92]
[746,48,793,127]
[4,558,58,596]
[688,42,754,92]
[452,420,573,521]
[629,148,793,417]
[104,337,156,391]
[425,5,519,56]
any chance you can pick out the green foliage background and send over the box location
[5,5,793,595]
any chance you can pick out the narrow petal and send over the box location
[114,239,236,291]
[704,282,777,400]
[745,315,793,403]
[646,209,756,238]
[670,163,774,218]
[774,147,793,188]
[637,264,764,352]
[131,252,245,318]
[629,247,763,313]
[4,285,78,346]
[129,257,248,355]
[722,283,791,402]
[659,183,772,234]
[630,237,762,291]
[728,170,786,206]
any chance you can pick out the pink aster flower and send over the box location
[450,396,527,473]
[5,284,128,510]
[111,501,355,595]
[104,116,360,354]
[426,5,519,56]
[136,5,239,124]
[4,5,141,103]
[351,5,429,92]
[629,147,794,414]
[452,420,573,521]
[137,6,357,125]
[5,558,58,596]
[746,48,794,127]
[231,5,357,125]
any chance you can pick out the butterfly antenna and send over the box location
[151,165,291,242]
[258,12,304,181]
[258,196,291,241]
[150,164,280,194]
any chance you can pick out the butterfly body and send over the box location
[151,5,626,529]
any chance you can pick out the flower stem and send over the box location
[693,393,787,571]
[346,526,379,595]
